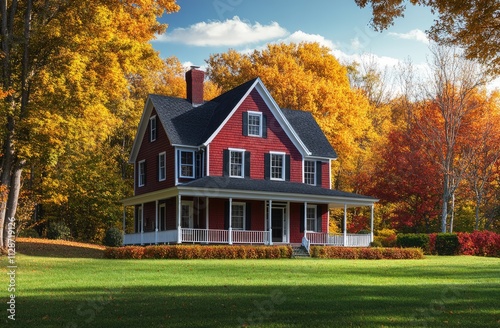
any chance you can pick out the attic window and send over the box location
[150,116,157,142]
[243,112,266,138]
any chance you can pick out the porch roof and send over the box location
[122,177,378,208]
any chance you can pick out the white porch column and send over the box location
[370,204,374,243]
[177,195,182,243]
[140,203,144,245]
[155,200,159,245]
[343,203,347,246]
[228,198,233,245]
[268,200,273,245]
[303,202,308,240]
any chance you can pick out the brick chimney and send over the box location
[185,66,204,107]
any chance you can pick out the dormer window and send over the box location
[242,112,267,138]
[179,150,195,178]
[150,116,157,142]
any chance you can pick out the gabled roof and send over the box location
[129,78,337,163]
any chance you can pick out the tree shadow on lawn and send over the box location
[18,283,500,328]
[16,242,104,259]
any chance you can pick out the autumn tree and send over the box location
[355,0,500,73]
[0,0,180,249]
[206,42,375,190]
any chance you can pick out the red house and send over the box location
[122,67,377,250]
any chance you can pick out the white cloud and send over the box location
[279,30,336,50]
[388,29,430,44]
[155,16,288,46]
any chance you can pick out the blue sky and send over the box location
[151,0,499,90]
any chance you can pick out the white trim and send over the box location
[303,159,316,186]
[229,148,246,178]
[178,149,195,179]
[206,144,210,176]
[231,202,246,230]
[247,111,263,137]
[138,160,146,187]
[158,152,166,181]
[202,78,311,157]
[306,204,318,232]
[181,200,194,228]
[150,115,157,142]
[269,151,286,181]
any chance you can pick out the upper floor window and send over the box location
[304,160,316,185]
[230,150,244,178]
[243,112,266,138]
[179,150,195,178]
[270,152,285,181]
[306,205,317,231]
[138,160,146,187]
[232,202,246,230]
[150,116,157,142]
[158,152,166,181]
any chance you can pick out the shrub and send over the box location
[103,227,123,247]
[435,233,459,255]
[104,245,293,260]
[310,246,424,260]
[396,233,430,253]
[19,228,39,238]
[458,231,500,257]
[370,240,383,248]
[47,221,71,240]
[429,233,437,255]
[375,228,397,247]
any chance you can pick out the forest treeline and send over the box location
[1,1,498,246]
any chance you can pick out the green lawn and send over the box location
[2,254,499,327]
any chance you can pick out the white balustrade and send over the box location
[306,232,371,247]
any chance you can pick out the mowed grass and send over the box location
[1,240,499,328]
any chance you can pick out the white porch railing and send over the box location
[232,230,269,244]
[182,228,228,243]
[306,232,371,247]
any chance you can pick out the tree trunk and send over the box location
[2,161,23,248]
[441,175,449,233]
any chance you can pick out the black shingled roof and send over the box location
[181,176,376,201]
[149,78,337,158]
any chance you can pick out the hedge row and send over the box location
[310,246,424,259]
[104,245,293,259]
[397,231,500,257]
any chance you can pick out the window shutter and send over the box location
[285,155,291,181]
[143,161,146,185]
[245,202,251,230]
[242,112,248,136]
[316,161,322,186]
[262,114,267,138]
[245,151,251,178]
[264,153,270,180]
[300,205,305,233]
[317,205,323,232]
[224,201,229,230]
[223,149,229,176]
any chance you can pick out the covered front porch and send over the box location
[122,177,378,249]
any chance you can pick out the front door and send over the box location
[272,208,284,242]
[181,201,194,228]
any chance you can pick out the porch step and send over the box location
[291,246,310,258]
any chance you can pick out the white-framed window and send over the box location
[138,160,146,187]
[158,152,166,181]
[304,160,316,185]
[232,202,246,230]
[179,150,195,178]
[230,149,244,178]
[248,112,262,137]
[306,205,317,231]
[270,152,285,180]
[150,116,157,142]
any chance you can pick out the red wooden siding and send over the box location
[321,161,330,189]
[209,89,303,182]
[135,108,176,196]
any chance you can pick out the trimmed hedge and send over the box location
[104,245,293,259]
[103,227,123,247]
[310,246,424,260]
[435,233,459,255]
[396,233,430,253]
